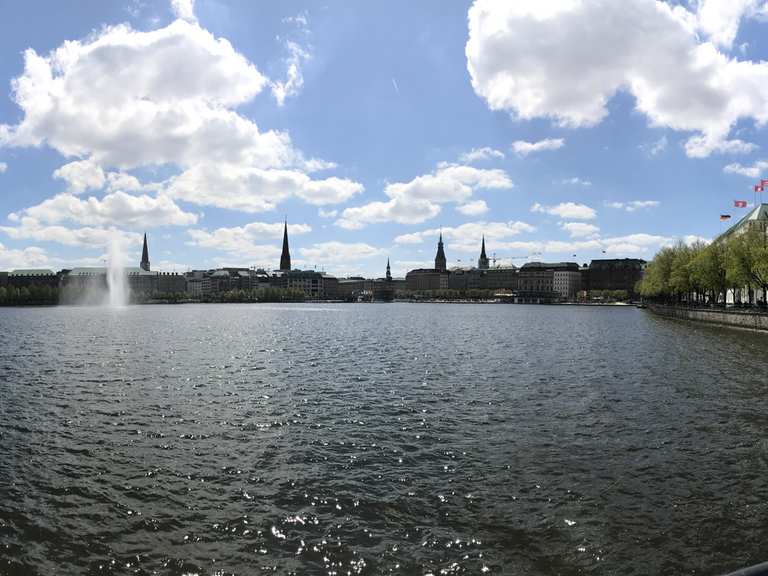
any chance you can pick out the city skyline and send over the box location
[3,1,768,277]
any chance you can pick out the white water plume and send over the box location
[105,233,130,307]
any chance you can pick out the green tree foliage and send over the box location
[638,228,768,306]
[0,284,59,306]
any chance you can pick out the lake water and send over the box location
[2,303,768,575]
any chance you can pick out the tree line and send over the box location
[0,285,59,306]
[637,227,768,306]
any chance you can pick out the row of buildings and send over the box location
[0,224,645,303]
[405,234,646,302]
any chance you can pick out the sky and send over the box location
[2,0,768,278]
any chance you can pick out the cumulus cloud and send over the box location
[561,222,600,238]
[187,221,310,260]
[459,147,505,163]
[456,200,489,216]
[531,202,597,220]
[167,165,363,212]
[466,0,768,158]
[695,0,761,50]
[512,138,564,157]
[10,192,198,229]
[52,159,105,194]
[394,220,535,253]
[299,242,386,266]
[606,200,660,212]
[336,163,513,229]
[723,159,768,178]
[0,242,49,269]
[171,0,196,23]
[0,220,142,248]
[0,162,7,174]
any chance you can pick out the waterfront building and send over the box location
[406,235,450,292]
[140,233,150,272]
[373,259,395,301]
[478,236,489,270]
[518,262,579,303]
[435,232,447,272]
[717,203,768,240]
[553,268,582,300]
[275,269,338,299]
[280,220,291,271]
[7,269,59,288]
[586,258,646,296]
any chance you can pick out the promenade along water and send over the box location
[2,303,768,575]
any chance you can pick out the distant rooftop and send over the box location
[9,269,56,276]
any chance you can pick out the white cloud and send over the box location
[512,138,564,157]
[459,147,505,163]
[456,200,489,216]
[271,41,311,106]
[606,200,660,212]
[531,202,596,220]
[53,159,105,194]
[187,221,310,260]
[171,0,196,22]
[299,242,386,267]
[394,220,535,253]
[695,0,761,50]
[3,20,278,169]
[106,172,144,193]
[0,162,7,174]
[336,162,513,229]
[318,208,338,218]
[560,222,600,238]
[11,192,197,229]
[166,164,363,212]
[560,177,592,187]
[466,0,768,158]
[723,159,768,178]
[684,137,757,157]
[0,242,49,269]
[0,219,142,248]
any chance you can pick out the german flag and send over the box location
[720,214,732,221]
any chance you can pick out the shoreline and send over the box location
[647,303,768,332]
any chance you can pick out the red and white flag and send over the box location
[755,184,764,192]
[734,200,748,208]
[761,179,768,187]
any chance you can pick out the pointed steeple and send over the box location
[279,220,291,271]
[434,231,447,272]
[478,235,489,270]
[140,232,150,271]
[386,258,392,281]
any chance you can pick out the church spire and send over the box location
[386,258,392,281]
[478,235,489,270]
[434,231,447,272]
[140,232,150,271]
[279,220,291,271]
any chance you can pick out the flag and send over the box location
[734,200,748,208]
[720,214,732,221]
[755,184,764,192]
[761,179,768,187]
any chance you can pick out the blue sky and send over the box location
[1,0,768,277]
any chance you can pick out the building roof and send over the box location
[588,258,646,268]
[717,203,768,241]
[68,267,157,276]
[9,269,56,276]
[521,261,579,270]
